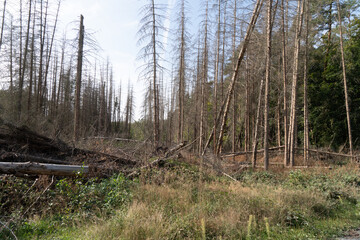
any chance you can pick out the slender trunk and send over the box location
[18,0,33,122]
[232,0,237,159]
[56,41,65,115]
[74,15,84,141]
[288,0,305,167]
[43,0,60,106]
[194,40,200,152]
[252,76,265,168]
[152,0,159,147]
[213,0,221,153]
[303,0,309,164]
[281,0,289,166]
[215,0,264,154]
[263,0,273,170]
[0,0,6,51]
[17,0,23,121]
[199,0,209,154]
[9,17,14,111]
[336,0,353,158]
[245,60,249,153]
[27,4,36,119]
[220,1,227,104]
[37,0,48,112]
[277,96,281,146]
[178,0,186,143]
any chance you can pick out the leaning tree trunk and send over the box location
[337,0,353,159]
[209,0,264,155]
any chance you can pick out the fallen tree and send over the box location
[0,162,89,176]
[0,122,137,177]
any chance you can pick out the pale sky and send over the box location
[60,0,202,120]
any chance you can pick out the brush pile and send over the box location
[0,122,136,177]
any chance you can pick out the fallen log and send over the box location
[86,136,142,143]
[299,148,357,158]
[0,162,89,176]
[222,146,285,157]
[0,151,69,165]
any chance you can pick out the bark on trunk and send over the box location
[337,0,353,159]
[214,0,264,154]
[0,162,89,177]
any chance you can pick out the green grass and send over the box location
[1,163,360,239]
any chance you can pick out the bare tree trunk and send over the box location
[288,0,305,167]
[0,0,6,51]
[43,0,60,109]
[18,0,33,122]
[17,0,24,121]
[245,60,250,154]
[215,0,264,154]
[37,0,48,112]
[220,1,227,104]
[232,0,237,159]
[55,39,65,116]
[213,0,221,153]
[336,0,353,158]
[277,96,281,147]
[74,15,84,141]
[27,4,36,120]
[9,17,13,97]
[303,0,309,164]
[194,40,201,152]
[263,0,273,170]
[178,0,186,143]
[251,76,265,168]
[151,0,160,148]
[281,0,289,166]
[199,0,209,154]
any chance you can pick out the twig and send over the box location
[21,176,54,217]
[127,140,197,178]
[0,220,18,240]
[222,172,238,182]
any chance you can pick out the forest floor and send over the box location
[0,138,360,239]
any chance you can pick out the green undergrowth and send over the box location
[1,161,360,239]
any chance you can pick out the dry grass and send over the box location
[74,168,352,240]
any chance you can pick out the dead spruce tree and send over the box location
[137,0,167,148]
[172,0,191,143]
[73,15,84,141]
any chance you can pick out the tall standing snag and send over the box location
[0,0,6,51]
[137,0,166,149]
[263,0,273,170]
[74,15,85,141]
[288,0,305,167]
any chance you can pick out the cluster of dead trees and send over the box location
[0,0,358,171]
[0,121,137,177]
[137,0,358,168]
[0,0,135,141]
